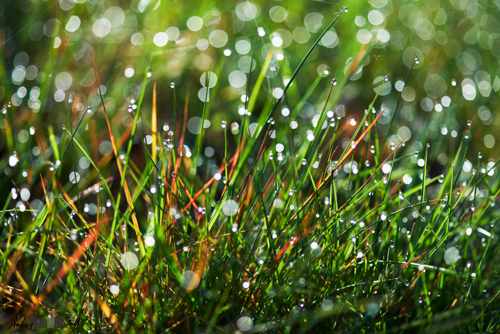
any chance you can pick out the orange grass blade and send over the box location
[168,155,236,229]
[152,82,157,164]
[90,51,145,256]
[32,227,100,310]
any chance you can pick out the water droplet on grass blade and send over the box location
[9,153,19,167]
[222,199,239,216]
[163,139,174,150]
[145,236,155,247]
[237,316,254,332]
[180,270,200,290]
[321,299,334,311]
[110,285,120,295]
[444,247,460,265]
[121,252,139,270]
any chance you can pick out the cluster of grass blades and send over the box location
[1,4,500,334]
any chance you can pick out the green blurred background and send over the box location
[0,0,499,201]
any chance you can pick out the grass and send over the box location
[1,0,500,333]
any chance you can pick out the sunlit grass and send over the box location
[1,0,500,333]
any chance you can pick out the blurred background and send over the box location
[0,0,499,204]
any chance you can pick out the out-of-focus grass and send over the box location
[1,0,500,332]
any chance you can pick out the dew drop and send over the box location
[163,139,174,150]
[120,252,139,270]
[444,247,460,265]
[110,285,120,295]
[9,152,19,167]
[180,270,200,290]
[145,235,155,247]
[222,199,239,217]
